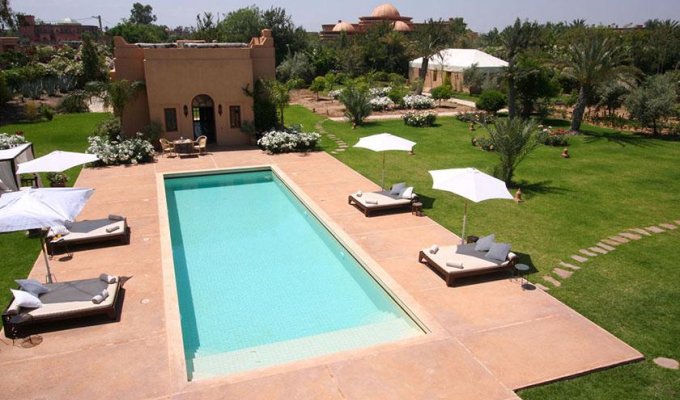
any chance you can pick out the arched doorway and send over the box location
[192,94,216,143]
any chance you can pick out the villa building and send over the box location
[0,37,19,54]
[112,30,276,146]
[17,15,99,44]
[409,49,508,92]
[321,3,415,38]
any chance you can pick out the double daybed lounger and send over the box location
[348,188,417,217]
[2,276,122,338]
[47,216,130,255]
[418,241,518,286]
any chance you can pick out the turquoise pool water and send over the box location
[164,169,423,380]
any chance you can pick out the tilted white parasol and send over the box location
[16,150,99,174]
[354,133,416,189]
[429,168,513,244]
[0,187,94,282]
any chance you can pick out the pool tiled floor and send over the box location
[0,149,642,399]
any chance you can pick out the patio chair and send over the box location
[348,184,418,217]
[159,138,176,158]
[418,238,518,286]
[194,135,207,155]
[46,215,131,256]
[2,275,124,338]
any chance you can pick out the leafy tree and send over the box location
[499,18,538,118]
[643,19,680,74]
[0,71,11,105]
[514,56,559,118]
[86,79,145,118]
[264,80,292,128]
[357,23,410,76]
[261,7,308,65]
[463,63,484,94]
[323,72,338,92]
[484,118,546,185]
[430,83,453,105]
[625,74,677,135]
[306,45,339,77]
[108,22,169,43]
[476,90,507,114]
[218,6,262,43]
[339,85,372,127]
[309,76,325,100]
[194,12,219,42]
[243,79,278,132]
[411,18,461,95]
[0,0,15,30]
[80,33,106,86]
[129,3,156,25]
[595,81,629,117]
[563,31,627,131]
[276,52,316,83]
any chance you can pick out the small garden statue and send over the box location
[468,122,475,131]
[514,188,523,203]
[561,147,570,158]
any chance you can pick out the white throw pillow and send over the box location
[400,186,414,199]
[390,182,406,195]
[10,289,42,309]
[47,225,70,238]
[474,234,495,252]
[15,279,49,297]
[486,242,511,262]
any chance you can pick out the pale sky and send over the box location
[13,0,680,33]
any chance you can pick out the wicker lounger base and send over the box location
[47,223,131,255]
[348,194,414,217]
[418,250,517,286]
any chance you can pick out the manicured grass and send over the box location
[0,113,110,305]
[285,106,680,399]
[450,91,479,102]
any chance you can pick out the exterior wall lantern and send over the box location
[218,104,223,116]
[183,105,188,117]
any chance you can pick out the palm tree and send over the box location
[339,85,372,128]
[499,18,536,118]
[563,32,626,131]
[484,118,546,185]
[86,79,146,118]
[411,18,459,95]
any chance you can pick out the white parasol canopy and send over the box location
[429,168,512,244]
[354,133,416,188]
[0,187,94,282]
[16,150,98,175]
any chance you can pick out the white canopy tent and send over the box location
[0,143,35,191]
[409,49,508,73]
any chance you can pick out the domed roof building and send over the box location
[320,3,414,39]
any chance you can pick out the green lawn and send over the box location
[0,113,110,305]
[285,105,680,399]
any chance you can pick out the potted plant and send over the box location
[46,172,68,187]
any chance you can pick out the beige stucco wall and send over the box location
[113,30,275,146]
[409,67,465,92]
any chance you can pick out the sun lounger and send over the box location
[418,243,518,286]
[46,216,131,255]
[348,190,417,217]
[2,276,122,338]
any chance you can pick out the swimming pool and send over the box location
[164,168,424,380]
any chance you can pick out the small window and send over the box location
[164,108,178,132]
[229,106,241,129]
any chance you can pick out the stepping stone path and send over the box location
[602,238,623,247]
[579,249,598,257]
[316,121,351,154]
[629,228,651,236]
[553,268,573,279]
[559,261,581,271]
[608,236,630,244]
[534,283,550,291]
[619,232,642,240]
[597,242,616,251]
[675,220,680,225]
[659,223,677,230]
[645,226,665,233]
[653,357,679,370]
[543,276,561,287]
[571,254,589,263]
[589,247,608,255]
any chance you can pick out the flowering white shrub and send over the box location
[257,129,321,154]
[369,96,394,111]
[368,86,391,98]
[402,111,437,127]
[0,133,27,149]
[87,133,155,165]
[328,89,344,100]
[403,95,435,109]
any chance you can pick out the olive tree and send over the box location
[625,74,677,135]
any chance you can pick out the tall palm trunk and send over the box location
[507,69,517,118]
[570,86,590,131]
[416,57,430,95]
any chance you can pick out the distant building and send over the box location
[18,15,99,44]
[320,3,415,39]
[112,30,276,146]
[409,49,508,92]
[0,37,20,54]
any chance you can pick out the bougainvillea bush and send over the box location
[369,96,395,111]
[402,111,437,127]
[87,133,155,165]
[257,129,321,154]
[403,94,435,109]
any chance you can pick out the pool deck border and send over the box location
[1,149,644,399]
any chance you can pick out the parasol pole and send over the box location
[381,152,386,189]
[461,201,468,245]
[40,234,54,283]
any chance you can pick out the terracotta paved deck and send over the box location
[0,149,642,399]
